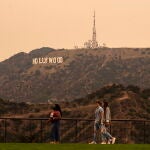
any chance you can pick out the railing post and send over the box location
[144,121,146,144]
[129,121,132,143]
[29,120,32,142]
[75,120,78,143]
[40,120,43,143]
[110,121,112,134]
[4,119,7,143]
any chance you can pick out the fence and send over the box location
[0,118,149,143]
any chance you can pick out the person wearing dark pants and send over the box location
[48,104,62,144]
[50,121,60,142]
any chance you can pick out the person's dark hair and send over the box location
[103,101,109,117]
[54,104,62,117]
[103,101,109,108]
[53,106,57,110]
[96,100,102,106]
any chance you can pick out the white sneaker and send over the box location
[112,137,116,144]
[89,141,97,144]
[101,142,106,144]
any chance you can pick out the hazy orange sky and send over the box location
[0,0,150,61]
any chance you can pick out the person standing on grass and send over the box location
[102,101,116,144]
[89,100,105,144]
[48,104,62,144]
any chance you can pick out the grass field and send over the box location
[0,144,149,150]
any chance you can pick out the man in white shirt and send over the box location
[89,100,105,144]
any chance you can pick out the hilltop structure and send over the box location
[84,11,99,49]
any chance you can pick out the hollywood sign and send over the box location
[32,57,63,64]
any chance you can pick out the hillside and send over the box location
[0,47,150,102]
[1,84,150,120]
[0,84,149,143]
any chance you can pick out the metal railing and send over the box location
[0,117,149,143]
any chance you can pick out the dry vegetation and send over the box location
[0,47,149,103]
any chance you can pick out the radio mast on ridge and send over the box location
[92,11,98,48]
[84,11,99,49]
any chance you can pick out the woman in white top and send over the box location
[102,101,116,144]
[104,102,111,127]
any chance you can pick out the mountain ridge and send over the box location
[0,47,149,102]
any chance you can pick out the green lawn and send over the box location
[0,144,149,150]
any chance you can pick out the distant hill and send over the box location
[1,84,150,120]
[0,84,149,143]
[72,84,150,120]
[0,47,149,102]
